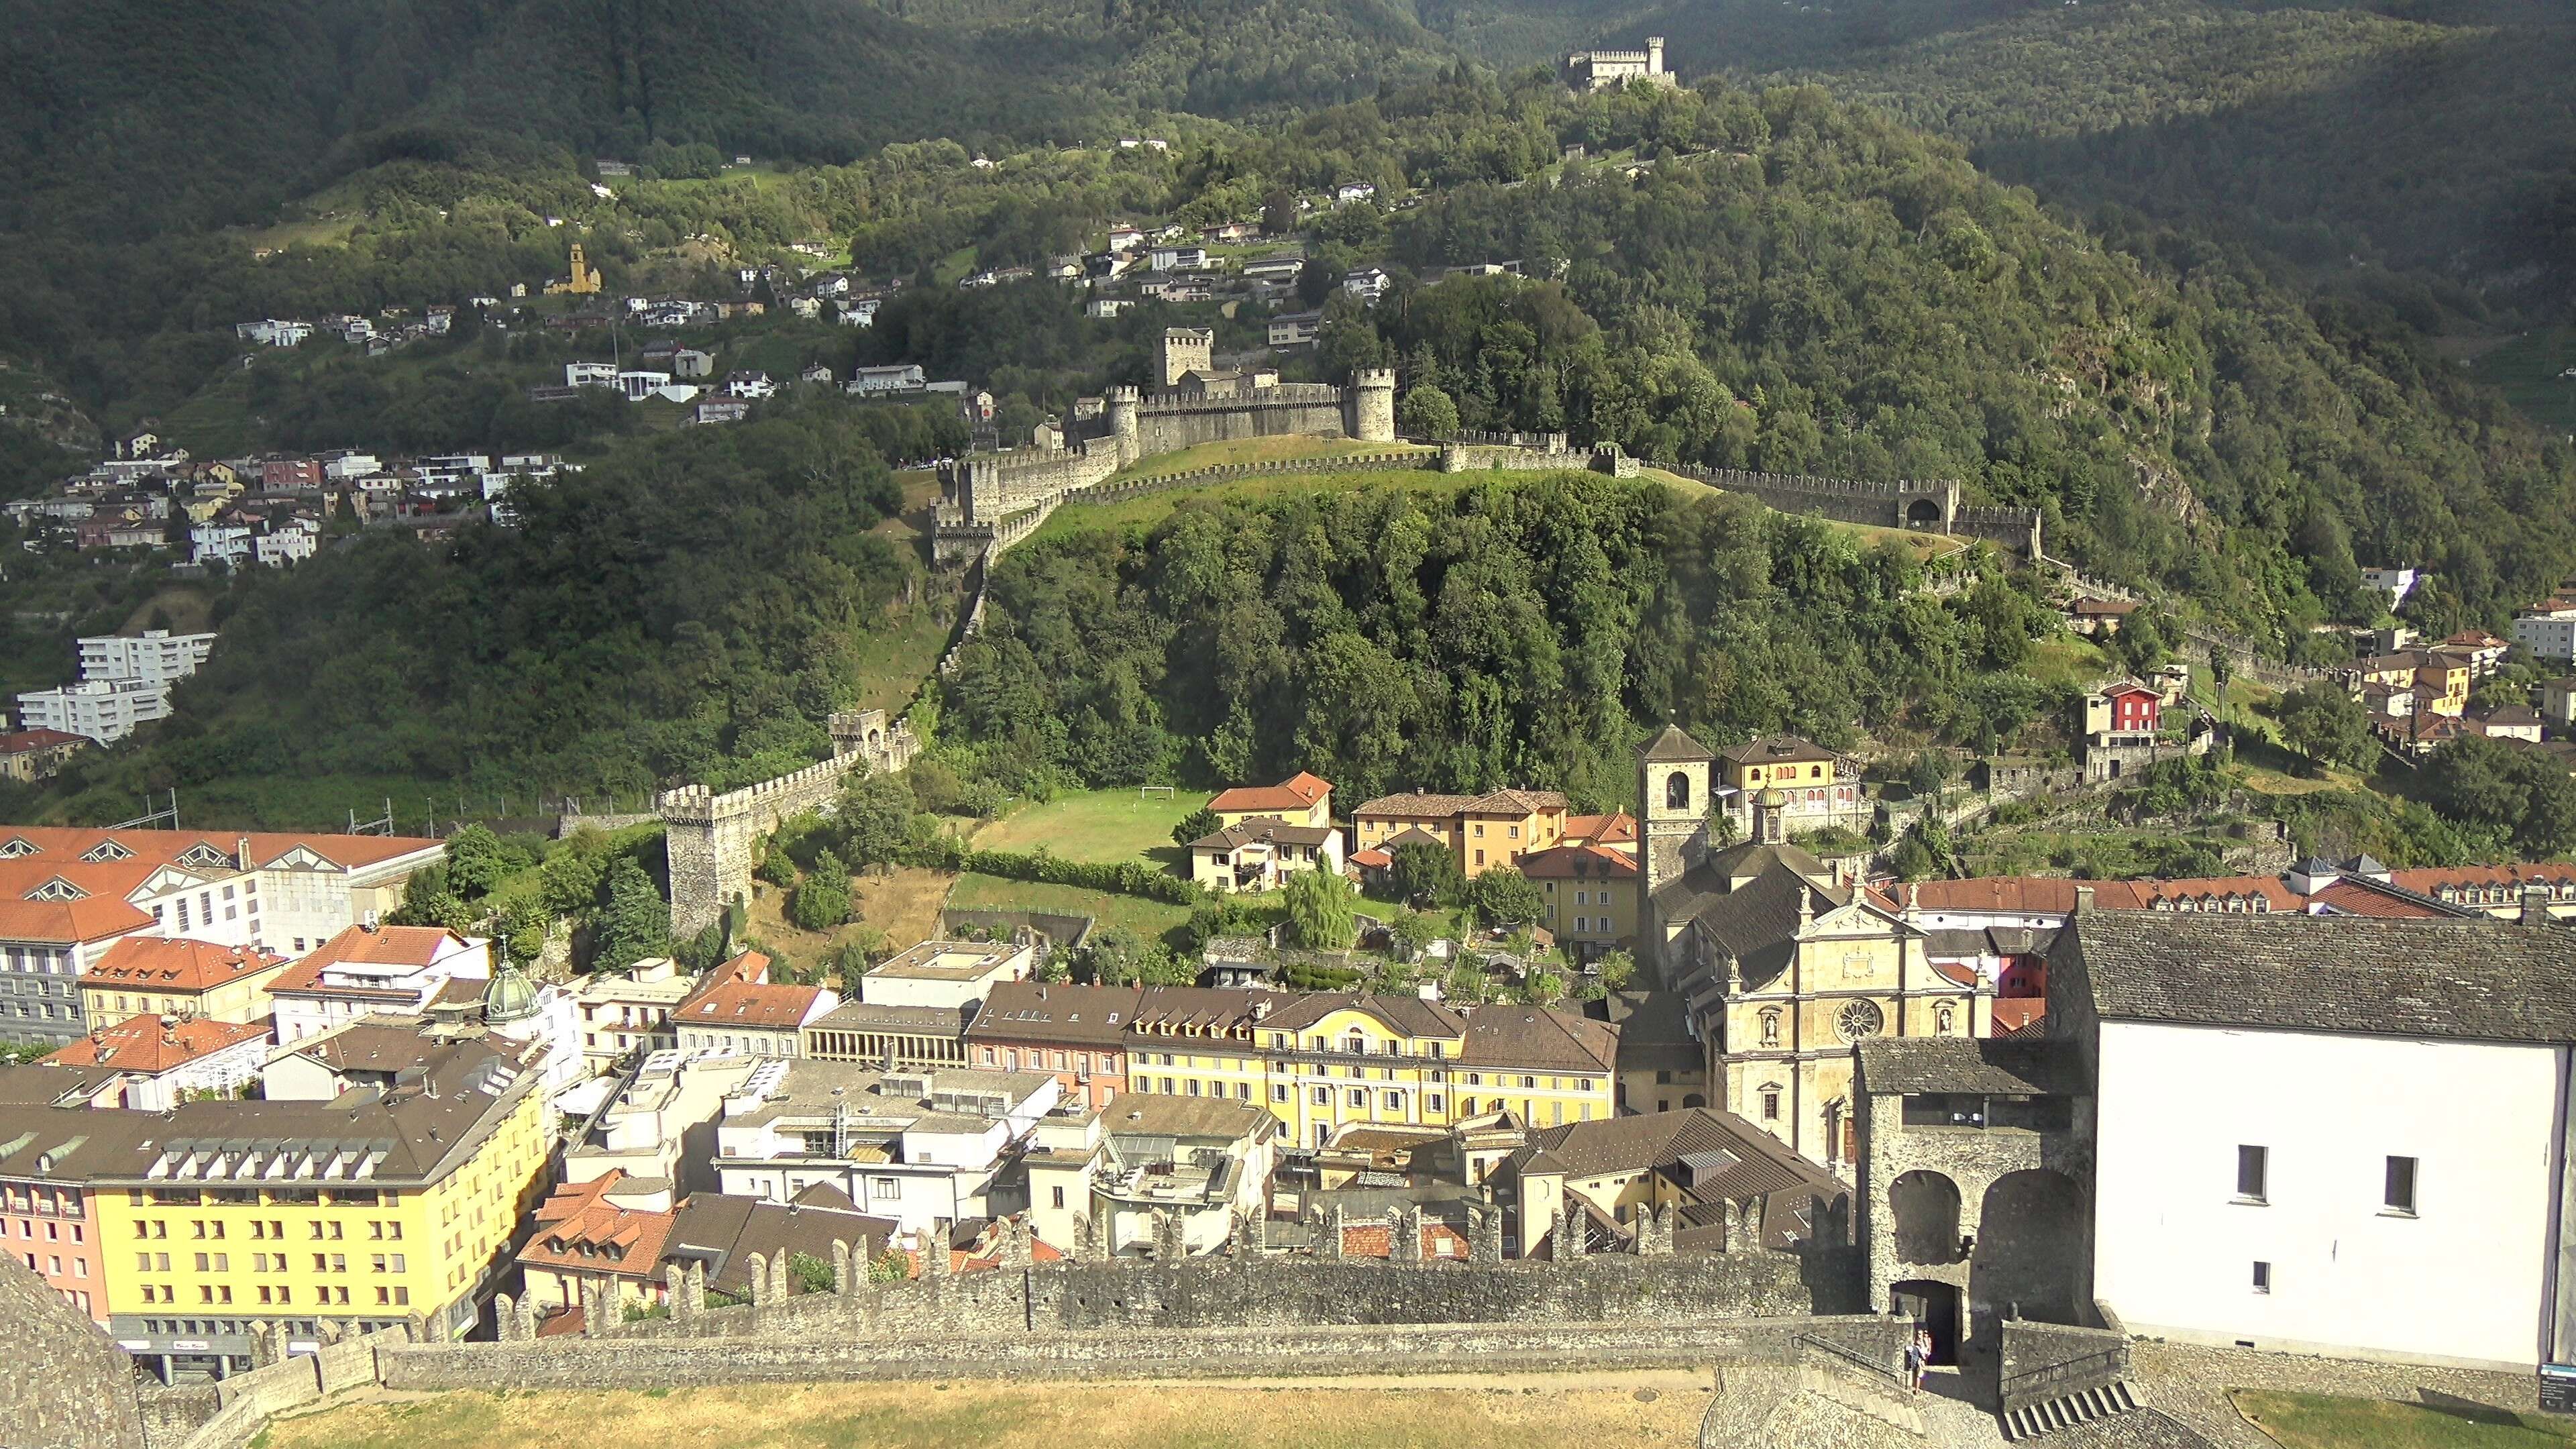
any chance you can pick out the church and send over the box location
[1633,724,1991,1176]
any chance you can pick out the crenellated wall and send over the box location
[660,709,922,938]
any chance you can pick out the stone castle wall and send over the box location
[0,1256,147,1449]
[659,709,921,938]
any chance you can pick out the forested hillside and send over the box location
[43,402,921,823]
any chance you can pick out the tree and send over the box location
[1083,924,1152,985]
[1386,838,1461,908]
[755,836,798,888]
[1469,867,1545,928]
[2276,682,2376,773]
[1595,949,1637,994]
[1389,910,1439,961]
[2207,652,2232,718]
[1283,866,1358,949]
[594,858,670,971]
[1397,384,1459,440]
[442,824,512,900]
[788,851,853,931]
[786,1250,836,1295]
[1519,968,1567,1005]
[1171,806,1223,847]
[1262,188,1298,237]
[837,769,919,866]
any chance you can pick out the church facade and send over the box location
[1634,724,1991,1177]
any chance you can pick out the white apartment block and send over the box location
[17,678,171,744]
[2514,608,2576,663]
[80,629,214,686]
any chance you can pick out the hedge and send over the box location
[897,839,1208,906]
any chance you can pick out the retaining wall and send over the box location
[383,1313,1904,1393]
[1998,1302,2132,1414]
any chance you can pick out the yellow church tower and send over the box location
[547,243,602,296]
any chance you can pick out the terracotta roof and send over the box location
[303,923,472,969]
[0,729,85,754]
[0,826,437,875]
[1514,844,1637,880]
[1350,848,1391,869]
[2086,875,2300,912]
[44,1015,269,1073]
[1563,812,1637,845]
[682,981,827,1031]
[1209,771,1332,814]
[0,894,154,945]
[517,1172,677,1277]
[2306,880,2455,920]
[84,936,288,992]
[1990,998,2047,1035]
[2392,864,2576,898]
[1464,788,1569,815]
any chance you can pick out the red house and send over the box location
[2090,680,2163,738]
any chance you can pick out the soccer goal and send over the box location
[1138,784,1175,800]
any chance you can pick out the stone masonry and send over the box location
[659,708,920,938]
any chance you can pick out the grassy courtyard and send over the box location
[2235,1389,2576,1448]
[944,871,1197,943]
[264,1375,1713,1449]
[969,786,1212,865]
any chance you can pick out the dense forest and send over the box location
[945,476,2057,806]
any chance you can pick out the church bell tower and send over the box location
[1637,723,1715,976]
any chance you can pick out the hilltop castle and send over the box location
[1564,38,1676,92]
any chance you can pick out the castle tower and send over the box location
[1638,724,1713,977]
[1157,328,1214,390]
[1350,368,1397,443]
[1647,36,1666,75]
[1108,385,1142,466]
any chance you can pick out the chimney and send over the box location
[2522,881,2550,927]
[235,836,253,871]
[2074,885,2094,916]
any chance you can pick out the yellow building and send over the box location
[1639,726,1984,1177]
[546,243,602,296]
[1350,788,1571,878]
[1207,771,1334,830]
[92,1036,551,1379]
[2353,651,2470,718]
[1518,843,1638,963]
[78,936,297,1031]
[1117,987,1618,1150]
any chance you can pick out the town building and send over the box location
[1638,726,1978,1175]
[1186,817,1344,893]
[1494,1104,1845,1259]
[1051,1093,1279,1258]
[2057,909,2576,1372]
[802,1000,971,1073]
[90,1034,553,1379]
[1208,771,1334,828]
[40,1015,269,1110]
[572,956,694,1074]
[1348,787,1571,877]
[17,631,217,744]
[1715,735,1867,836]
[0,729,87,782]
[266,924,491,1044]
[1515,843,1637,961]
[2350,649,2469,716]
[2513,602,2576,663]
[1586,989,1707,1115]
[672,951,835,1057]
[963,981,1140,1110]
[557,1049,759,1212]
[710,1061,1061,1230]
[76,937,292,1031]
[857,939,1031,1012]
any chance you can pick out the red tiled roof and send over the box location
[1350,849,1391,869]
[304,923,471,969]
[1902,878,2082,914]
[0,826,437,875]
[2307,881,2453,920]
[0,729,85,755]
[0,895,156,945]
[85,936,288,993]
[2391,864,2576,896]
[1210,771,1333,814]
[517,1171,677,1277]
[44,1014,268,1073]
[682,981,824,1030]
[1564,812,1637,845]
[2089,876,2301,912]
[1990,999,2047,1036]
[1514,844,1638,879]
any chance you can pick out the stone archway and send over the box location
[1890,1169,1965,1265]
[1907,498,1943,527]
[1968,1169,2086,1352]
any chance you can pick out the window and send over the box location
[1051,1186,1066,1210]
[2383,1156,2418,1216]
[1761,1091,1780,1122]
[1428,1094,1445,1114]
[2235,1145,2268,1203]
[1272,1084,1289,1102]
[1312,1086,1330,1104]
[2251,1260,2271,1294]
[1665,771,1690,810]
[1347,1088,1366,1107]
[1383,1091,1402,1110]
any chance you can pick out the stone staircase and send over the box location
[2001,1380,2142,1440]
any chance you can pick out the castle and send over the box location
[658,708,919,938]
[1565,38,1676,92]
[934,329,1395,564]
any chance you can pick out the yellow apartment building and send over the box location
[1350,788,1571,878]
[78,936,297,1030]
[92,1036,551,1381]
[1114,987,1619,1150]
[1518,843,1639,963]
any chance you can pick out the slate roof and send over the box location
[966,981,1143,1046]
[1854,1036,2084,1097]
[1507,1106,1839,1207]
[1715,735,1840,768]
[2054,912,2576,1043]
[1652,840,1873,990]
[1638,724,1713,763]
[1353,791,1484,818]
[1459,1005,1619,1073]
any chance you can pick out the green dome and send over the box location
[483,964,539,1025]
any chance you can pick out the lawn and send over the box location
[2235,1389,2576,1449]
[117,585,217,636]
[2020,633,2116,692]
[971,786,1214,865]
[945,871,1197,944]
[1640,469,1970,563]
[2465,327,2576,437]
[264,1374,1713,1449]
[1030,466,1485,545]
[845,593,961,716]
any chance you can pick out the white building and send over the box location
[857,940,1034,1012]
[2360,567,2420,605]
[266,923,493,1044]
[2066,910,2576,1371]
[17,677,172,744]
[80,630,214,687]
[2513,606,2576,663]
[566,362,619,388]
[254,519,319,568]
[575,956,696,1074]
[711,1060,1061,1230]
[559,1046,757,1211]
[189,522,254,568]
[849,363,926,396]
[235,319,313,347]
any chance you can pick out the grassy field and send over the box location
[970,787,1212,865]
[846,596,961,716]
[265,1373,1713,1449]
[117,585,218,636]
[2021,633,2116,692]
[2234,1389,2576,1448]
[1030,466,1487,544]
[945,870,1197,943]
[2465,328,2576,438]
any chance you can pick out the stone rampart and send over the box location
[1134,388,1350,455]
[0,1255,148,1449]
[382,1313,1900,1393]
[1999,1302,2131,1413]
[659,710,921,938]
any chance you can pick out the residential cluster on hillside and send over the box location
[15,630,213,745]
[3,433,580,558]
